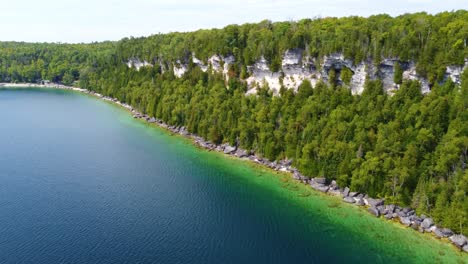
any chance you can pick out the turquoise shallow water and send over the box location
[0,88,466,264]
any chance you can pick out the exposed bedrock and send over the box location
[127,51,466,95]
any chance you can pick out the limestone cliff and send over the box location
[127,51,467,95]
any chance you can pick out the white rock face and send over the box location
[208,55,222,72]
[126,52,466,96]
[126,58,153,71]
[192,54,208,72]
[445,59,467,85]
[403,63,430,94]
[446,65,463,84]
[246,56,282,94]
[173,61,188,77]
[245,50,321,94]
[350,63,366,95]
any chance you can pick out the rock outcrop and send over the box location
[126,52,466,95]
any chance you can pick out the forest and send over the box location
[0,11,467,235]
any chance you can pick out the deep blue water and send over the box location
[0,88,464,264]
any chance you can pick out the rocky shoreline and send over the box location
[2,82,467,253]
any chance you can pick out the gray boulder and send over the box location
[402,207,411,214]
[421,218,434,229]
[463,244,468,252]
[355,198,365,206]
[349,192,359,197]
[236,149,248,158]
[449,234,467,248]
[418,226,425,233]
[384,213,394,220]
[367,198,384,207]
[384,204,395,214]
[399,216,412,226]
[376,205,385,215]
[315,185,329,193]
[315,177,326,184]
[397,211,407,218]
[434,228,453,238]
[342,187,350,197]
[368,207,380,217]
[343,197,355,203]
[223,145,237,154]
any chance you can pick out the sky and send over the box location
[0,0,465,43]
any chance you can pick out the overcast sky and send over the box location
[0,0,465,43]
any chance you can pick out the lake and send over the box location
[0,88,465,263]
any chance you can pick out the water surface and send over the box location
[0,88,465,263]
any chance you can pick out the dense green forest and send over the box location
[0,11,467,235]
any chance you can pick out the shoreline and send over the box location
[2,82,467,253]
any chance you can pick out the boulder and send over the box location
[463,244,468,253]
[367,198,384,207]
[328,188,342,196]
[343,197,355,203]
[368,207,380,217]
[236,149,249,158]
[315,177,326,184]
[449,234,467,248]
[397,211,407,218]
[421,218,434,229]
[384,204,395,214]
[410,223,419,230]
[349,192,359,197]
[376,205,385,213]
[384,213,394,220]
[315,185,329,193]
[399,216,412,226]
[342,187,350,197]
[279,159,293,167]
[418,226,425,233]
[293,171,301,180]
[355,198,365,206]
[434,227,454,238]
[223,145,237,154]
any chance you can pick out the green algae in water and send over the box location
[132,121,467,264]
